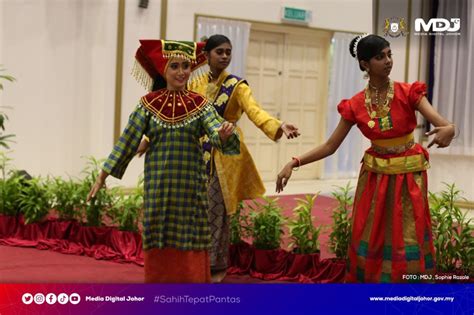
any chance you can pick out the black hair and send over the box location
[349,34,390,71]
[152,74,167,91]
[204,34,232,52]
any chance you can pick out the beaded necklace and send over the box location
[364,80,394,131]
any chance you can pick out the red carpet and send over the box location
[0,194,341,283]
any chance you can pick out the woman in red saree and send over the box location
[276,34,456,283]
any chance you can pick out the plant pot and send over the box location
[306,258,346,283]
[15,221,44,241]
[109,229,142,262]
[0,215,18,238]
[228,241,254,275]
[251,248,289,280]
[68,225,113,247]
[285,251,320,279]
[40,219,76,240]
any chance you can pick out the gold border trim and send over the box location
[417,0,424,80]
[404,0,412,82]
[160,0,168,38]
[113,0,125,143]
[374,0,379,34]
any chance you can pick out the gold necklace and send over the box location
[365,80,394,130]
[368,80,389,107]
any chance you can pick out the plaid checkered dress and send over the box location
[103,97,240,251]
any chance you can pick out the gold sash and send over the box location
[371,132,415,154]
[364,133,430,174]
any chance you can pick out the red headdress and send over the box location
[132,40,208,91]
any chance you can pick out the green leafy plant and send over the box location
[80,156,114,226]
[108,176,143,232]
[18,177,53,224]
[287,193,321,254]
[248,197,285,250]
[229,201,251,245]
[429,183,474,273]
[0,67,15,91]
[0,67,16,149]
[50,177,84,220]
[329,182,354,260]
[0,152,23,215]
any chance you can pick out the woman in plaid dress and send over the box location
[276,34,456,283]
[87,40,240,283]
[138,35,301,282]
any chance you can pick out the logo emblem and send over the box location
[69,293,81,305]
[46,293,57,305]
[384,17,408,37]
[57,293,69,305]
[34,293,45,305]
[22,293,33,305]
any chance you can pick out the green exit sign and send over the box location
[282,7,312,24]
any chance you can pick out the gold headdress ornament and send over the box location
[132,40,208,91]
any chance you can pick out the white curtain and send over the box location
[196,17,251,78]
[323,32,367,179]
[432,0,474,155]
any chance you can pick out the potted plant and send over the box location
[429,183,474,282]
[286,194,322,279]
[106,177,144,261]
[228,202,254,274]
[67,157,117,248]
[0,66,15,149]
[321,183,354,283]
[15,176,54,241]
[248,197,288,279]
[51,177,83,221]
[43,176,86,240]
[79,156,115,227]
[0,153,22,237]
[328,182,353,261]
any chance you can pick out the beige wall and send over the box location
[116,0,162,188]
[0,0,371,188]
[1,0,471,200]
[1,0,117,179]
[167,0,372,40]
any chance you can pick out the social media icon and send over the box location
[22,293,33,305]
[57,293,69,305]
[46,293,57,305]
[34,293,45,305]
[69,293,81,305]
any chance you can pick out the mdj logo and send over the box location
[414,18,460,32]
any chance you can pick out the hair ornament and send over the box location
[353,33,370,59]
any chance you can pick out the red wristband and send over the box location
[291,156,301,171]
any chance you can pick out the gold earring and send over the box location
[363,70,369,80]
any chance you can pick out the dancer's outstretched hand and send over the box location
[87,179,105,202]
[281,122,300,139]
[87,170,108,202]
[426,124,455,148]
[276,162,293,193]
[218,122,235,143]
